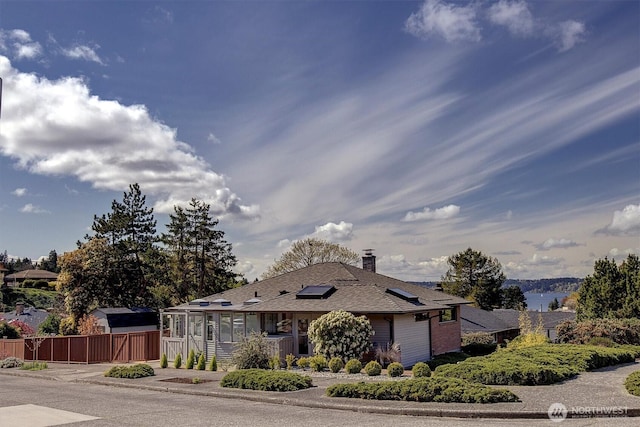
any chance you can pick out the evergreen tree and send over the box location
[441,248,505,310]
[502,285,527,310]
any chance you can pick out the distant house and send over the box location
[161,254,469,367]
[3,269,58,287]
[0,302,49,334]
[460,305,519,343]
[0,263,8,284]
[492,309,576,342]
[91,307,159,334]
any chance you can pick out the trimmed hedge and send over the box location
[326,377,519,403]
[220,369,313,392]
[412,362,431,378]
[104,364,155,379]
[387,362,404,377]
[434,344,640,386]
[345,359,362,374]
[625,371,640,397]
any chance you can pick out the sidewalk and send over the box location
[1,360,639,420]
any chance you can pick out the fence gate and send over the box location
[111,334,129,362]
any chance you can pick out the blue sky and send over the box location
[0,1,638,282]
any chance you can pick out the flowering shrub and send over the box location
[308,310,374,361]
[8,320,35,337]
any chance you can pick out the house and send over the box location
[0,302,49,334]
[161,255,469,367]
[492,309,576,342]
[460,305,520,344]
[91,307,159,334]
[0,263,8,284]
[3,269,58,287]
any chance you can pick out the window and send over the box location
[233,314,245,341]
[172,314,185,338]
[206,314,215,341]
[263,313,293,335]
[190,315,203,337]
[439,308,457,322]
[220,313,232,342]
[246,313,260,335]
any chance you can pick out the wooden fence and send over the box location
[0,331,159,364]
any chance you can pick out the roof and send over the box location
[166,262,469,314]
[0,306,49,331]
[92,307,158,328]
[4,270,59,281]
[460,305,516,334]
[491,309,576,330]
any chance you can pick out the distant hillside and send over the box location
[412,278,582,294]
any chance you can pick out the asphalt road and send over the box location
[0,375,637,427]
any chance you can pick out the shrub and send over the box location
[0,357,24,368]
[186,349,195,369]
[345,359,362,374]
[196,353,206,370]
[192,377,201,384]
[462,332,494,346]
[557,319,640,345]
[434,344,640,386]
[625,371,640,397]
[269,355,281,370]
[588,337,614,347]
[232,332,271,370]
[104,364,155,379]
[208,355,217,371]
[308,310,374,361]
[38,313,61,335]
[412,362,431,378]
[296,357,309,370]
[375,342,401,366]
[285,353,296,370]
[326,377,519,403]
[77,314,102,336]
[21,361,47,371]
[160,353,168,369]
[427,352,469,370]
[462,342,498,356]
[364,360,382,376]
[0,322,20,339]
[328,357,344,373]
[58,317,77,336]
[174,353,182,369]
[309,355,328,372]
[387,362,404,377]
[221,369,313,392]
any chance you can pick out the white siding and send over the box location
[393,314,430,366]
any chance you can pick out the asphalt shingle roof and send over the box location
[166,262,469,314]
[460,305,515,334]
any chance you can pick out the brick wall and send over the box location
[430,306,461,356]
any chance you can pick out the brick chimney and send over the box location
[362,249,376,273]
[15,301,24,315]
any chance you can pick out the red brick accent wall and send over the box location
[430,306,461,356]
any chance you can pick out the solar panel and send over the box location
[386,288,420,303]
[296,285,336,299]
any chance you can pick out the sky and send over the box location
[0,0,638,282]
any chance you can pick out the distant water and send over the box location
[524,292,568,312]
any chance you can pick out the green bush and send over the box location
[104,364,155,379]
[309,355,328,372]
[364,360,382,376]
[434,344,640,386]
[326,377,519,403]
[221,369,313,392]
[387,362,404,377]
[412,362,431,378]
[296,357,309,370]
[285,353,295,370]
[427,352,470,370]
[328,357,344,373]
[556,318,640,345]
[587,337,614,347]
[20,361,47,371]
[269,355,281,370]
[462,332,494,346]
[38,313,61,335]
[160,353,168,369]
[208,355,217,371]
[186,349,195,369]
[174,353,182,369]
[0,357,24,368]
[345,359,362,374]
[232,332,271,370]
[196,353,206,370]
[462,342,498,356]
[308,310,374,361]
[0,322,20,339]
[625,371,640,396]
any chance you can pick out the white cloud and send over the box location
[600,204,640,235]
[207,133,222,144]
[609,247,639,259]
[311,221,354,242]
[535,237,580,251]
[527,253,563,266]
[487,0,534,37]
[405,0,481,43]
[377,254,450,280]
[61,44,104,65]
[555,20,586,52]
[277,239,291,248]
[11,188,27,197]
[0,29,42,60]
[0,55,259,220]
[20,203,50,214]
[403,204,460,222]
